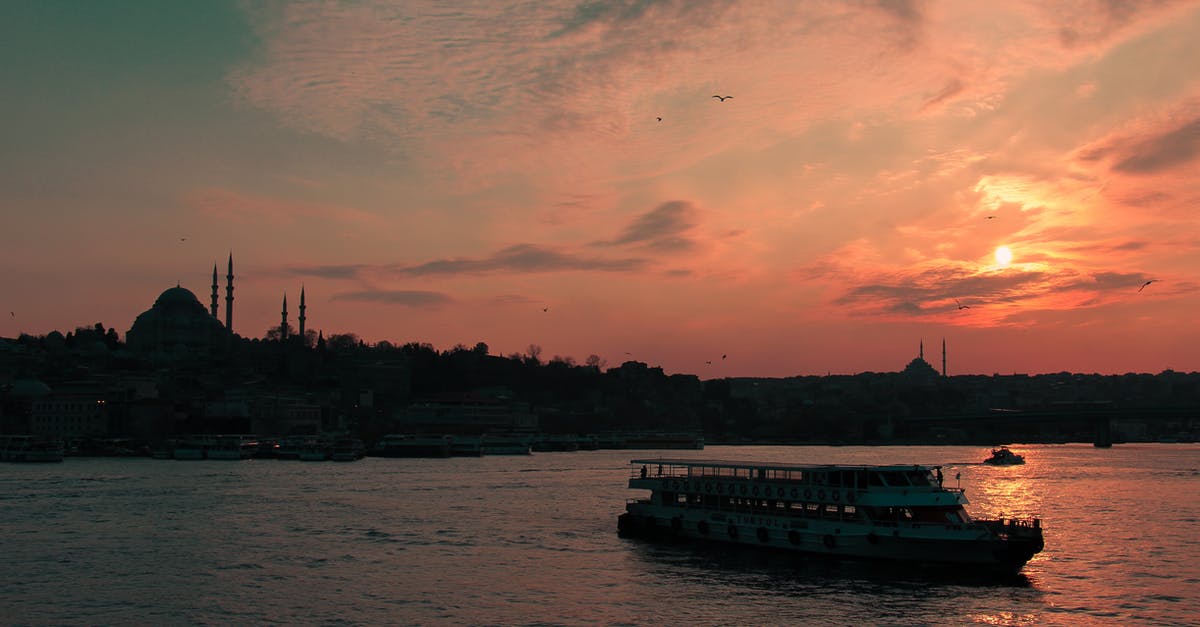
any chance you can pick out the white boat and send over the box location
[983,446,1025,466]
[0,435,65,463]
[618,458,1043,575]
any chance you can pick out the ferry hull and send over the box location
[617,509,1042,575]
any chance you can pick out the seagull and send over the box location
[179,237,187,241]
[1138,280,1156,292]
[955,299,970,310]
[706,361,712,365]
[656,117,662,122]
[542,306,549,312]
[721,354,727,360]
[985,216,996,220]
[712,95,733,101]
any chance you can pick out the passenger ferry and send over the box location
[618,458,1043,574]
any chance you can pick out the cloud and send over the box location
[286,264,369,279]
[918,78,965,114]
[187,187,383,226]
[235,1,1188,187]
[1113,118,1200,174]
[396,243,647,276]
[332,289,452,306]
[595,200,699,251]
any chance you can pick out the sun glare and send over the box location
[994,245,1013,268]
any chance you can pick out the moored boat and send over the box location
[172,435,213,460]
[480,433,532,455]
[0,435,65,463]
[331,438,365,461]
[206,435,259,460]
[298,438,331,461]
[370,434,453,458]
[617,458,1043,575]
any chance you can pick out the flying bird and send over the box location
[542,306,549,312]
[705,361,712,365]
[955,299,970,310]
[656,117,662,122]
[1138,280,1156,292]
[712,95,733,101]
[721,354,727,360]
[985,216,996,220]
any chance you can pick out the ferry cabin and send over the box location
[621,458,1043,573]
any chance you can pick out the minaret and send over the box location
[280,293,289,340]
[225,253,234,333]
[919,339,924,360]
[298,286,306,340]
[942,338,947,377]
[210,264,219,318]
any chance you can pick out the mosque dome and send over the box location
[126,284,230,357]
[153,286,207,312]
[7,379,53,398]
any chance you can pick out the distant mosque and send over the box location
[125,253,308,356]
[902,339,947,380]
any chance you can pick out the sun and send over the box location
[994,245,1013,268]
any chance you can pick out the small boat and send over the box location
[983,446,1025,466]
[618,458,1043,575]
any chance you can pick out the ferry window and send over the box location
[789,502,804,511]
[775,500,786,510]
[843,505,856,517]
[823,504,839,517]
[907,470,930,486]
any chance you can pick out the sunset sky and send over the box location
[3,1,1199,378]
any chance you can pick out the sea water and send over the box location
[2,444,1197,626]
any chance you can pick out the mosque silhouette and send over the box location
[125,254,307,356]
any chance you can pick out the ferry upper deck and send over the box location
[628,458,964,508]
